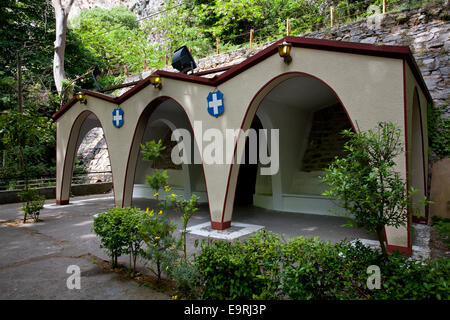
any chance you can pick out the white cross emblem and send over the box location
[206,90,224,117]
[208,93,222,116]
[112,108,124,128]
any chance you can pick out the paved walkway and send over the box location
[3,192,427,299]
[0,195,167,300]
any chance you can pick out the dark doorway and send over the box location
[234,116,263,207]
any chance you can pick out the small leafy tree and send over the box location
[141,139,168,199]
[139,208,179,281]
[321,122,425,258]
[173,194,200,259]
[0,110,54,222]
[18,188,45,223]
[93,207,144,269]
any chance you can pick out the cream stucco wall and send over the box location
[56,45,421,249]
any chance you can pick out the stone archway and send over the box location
[56,111,113,205]
[122,97,208,209]
[222,72,356,225]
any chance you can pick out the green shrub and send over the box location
[196,230,283,300]
[371,254,450,300]
[93,207,144,269]
[171,259,203,299]
[18,188,45,223]
[280,238,381,300]
[173,194,200,259]
[432,217,450,247]
[139,208,179,281]
[194,232,449,300]
[321,122,427,258]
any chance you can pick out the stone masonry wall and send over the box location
[301,104,354,172]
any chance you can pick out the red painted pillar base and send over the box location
[211,221,231,230]
[387,244,412,256]
[56,199,70,205]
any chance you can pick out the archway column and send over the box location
[55,103,136,208]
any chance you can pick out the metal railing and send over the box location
[0,171,113,191]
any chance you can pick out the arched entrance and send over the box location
[124,97,207,207]
[234,116,263,207]
[225,73,355,223]
[57,111,113,204]
[410,88,427,222]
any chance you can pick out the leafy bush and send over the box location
[18,188,45,223]
[194,231,449,300]
[371,254,450,300]
[280,238,381,300]
[173,193,200,259]
[93,207,144,268]
[321,122,427,257]
[139,208,179,281]
[145,170,169,197]
[432,217,450,247]
[171,259,203,299]
[196,230,283,300]
[428,103,449,157]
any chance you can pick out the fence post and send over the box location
[383,0,386,14]
[249,28,254,48]
[330,6,334,27]
[216,38,220,54]
[165,54,168,66]
[286,18,290,36]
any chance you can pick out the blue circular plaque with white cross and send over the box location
[207,90,224,118]
[112,107,124,128]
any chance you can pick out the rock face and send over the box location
[76,128,112,183]
[298,1,449,112]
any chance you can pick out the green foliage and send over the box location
[176,194,200,230]
[370,254,450,300]
[171,259,203,299]
[194,231,450,300]
[141,139,166,164]
[145,170,169,195]
[0,1,100,186]
[280,238,379,299]
[432,217,450,247]
[321,122,424,257]
[0,109,55,185]
[93,207,145,268]
[71,6,158,75]
[173,194,200,259]
[18,188,45,223]
[196,230,283,300]
[139,208,179,281]
[428,104,450,157]
[141,139,169,195]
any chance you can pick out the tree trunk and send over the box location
[376,225,388,259]
[52,0,75,96]
[17,52,23,113]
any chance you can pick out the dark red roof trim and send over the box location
[53,36,432,120]
[193,65,233,76]
[98,80,141,93]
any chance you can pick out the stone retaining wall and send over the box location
[0,183,113,204]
